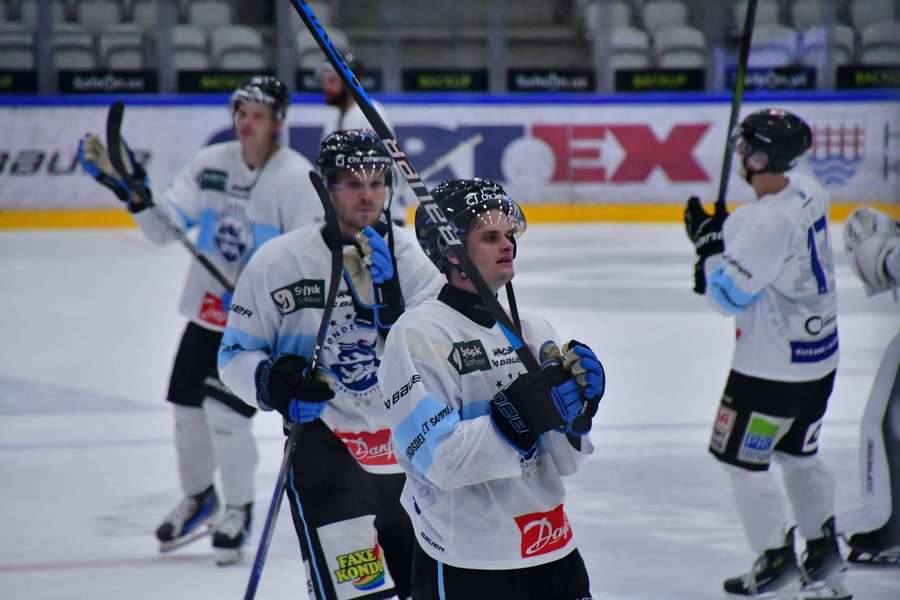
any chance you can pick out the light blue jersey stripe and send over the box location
[394,395,460,476]
[218,327,271,369]
[459,399,490,420]
[274,334,317,358]
[437,560,446,600]
[253,222,281,248]
[708,265,758,315]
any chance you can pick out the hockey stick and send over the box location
[243,170,343,600]
[286,0,540,373]
[106,101,234,291]
[419,133,484,180]
[715,0,758,216]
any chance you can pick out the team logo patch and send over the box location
[738,413,780,464]
[271,279,325,315]
[710,405,737,453]
[447,340,491,375]
[514,504,573,558]
[197,168,227,191]
[214,205,253,262]
[334,429,397,467]
[199,291,227,327]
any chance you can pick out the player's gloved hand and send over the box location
[357,225,404,333]
[540,340,605,435]
[490,361,578,454]
[77,133,151,212]
[684,196,728,295]
[843,206,900,296]
[254,354,334,423]
[360,226,394,283]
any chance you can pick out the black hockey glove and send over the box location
[77,133,151,213]
[684,196,728,295]
[490,363,580,454]
[255,354,334,424]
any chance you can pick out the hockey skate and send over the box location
[155,484,219,553]
[724,529,801,597]
[846,528,900,565]
[794,518,851,600]
[212,503,252,566]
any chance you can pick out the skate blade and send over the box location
[788,581,852,600]
[214,547,242,566]
[847,547,900,565]
[158,525,212,553]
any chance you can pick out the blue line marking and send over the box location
[437,560,446,600]
[287,469,328,598]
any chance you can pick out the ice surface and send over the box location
[1,224,897,599]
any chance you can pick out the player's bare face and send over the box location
[465,210,516,292]
[330,170,387,237]
[234,103,280,155]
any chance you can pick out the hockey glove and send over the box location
[255,354,334,424]
[357,226,405,333]
[540,340,605,435]
[489,363,579,454]
[684,196,728,295]
[77,133,151,212]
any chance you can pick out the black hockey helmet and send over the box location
[316,129,394,187]
[732,109,812,177]
[415,178,527,275]
[230,75,290,120]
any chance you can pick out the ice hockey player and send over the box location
[319,52,392,136]
[218,129,442,599]
[378,178,606,599]
[684,109,850,598]
[840,205,900,565]
[77,75,323,565]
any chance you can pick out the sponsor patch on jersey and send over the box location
[199,291,228,327]
[802,418,823,453]
[447,340,491,375]
[334,429,397,467]
[271,279,325,314]
[737,413,781,464]
[710,405,737,453]
[790,330,839,363]
[514,503,573,558]
[197,168,227,191]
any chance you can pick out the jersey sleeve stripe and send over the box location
[708,265,758,314]
[392,394,460,477]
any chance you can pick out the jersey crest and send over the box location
[215,205,254,262]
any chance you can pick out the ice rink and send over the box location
[1,223,898,599]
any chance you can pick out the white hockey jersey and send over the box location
[706,173,839,381]
[134,141,322,331]
[323,100,392,137]
[378,287,593,570]
[218,224,442,474]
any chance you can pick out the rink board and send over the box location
[0,92,897,228]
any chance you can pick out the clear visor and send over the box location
[455,195,527,239]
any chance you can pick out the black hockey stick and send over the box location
[286,0,540,373]
[106,101,234,291]
[715,0,758,216]
[243,170,343,600]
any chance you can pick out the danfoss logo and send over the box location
[334,429,397,466]
[514,504,572,558]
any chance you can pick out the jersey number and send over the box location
[807,216,829,294]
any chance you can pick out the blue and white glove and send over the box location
[357,225,404,333]
[361,226,394,284]
[255,354,334,424]
[541,339,605,435]
[77,133,151,212]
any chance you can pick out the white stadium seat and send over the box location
[0,23,34,68]
[187,0,232,30]
[849,0,895,33]
[642,0,688,33]
[77,0,123,32]
[655,24,706,68]
[211,24,265,69]
[735,0,781,27]
[799,25,855,67]
[748,24,799,67]
[859,21,900,65]
[99,23,145,69]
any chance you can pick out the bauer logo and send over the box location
[447,340,490,374]
[197,168,227,191]
[271,279,325,314]
[514,504,572,558]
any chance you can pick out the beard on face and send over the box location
[324,86,349,107]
